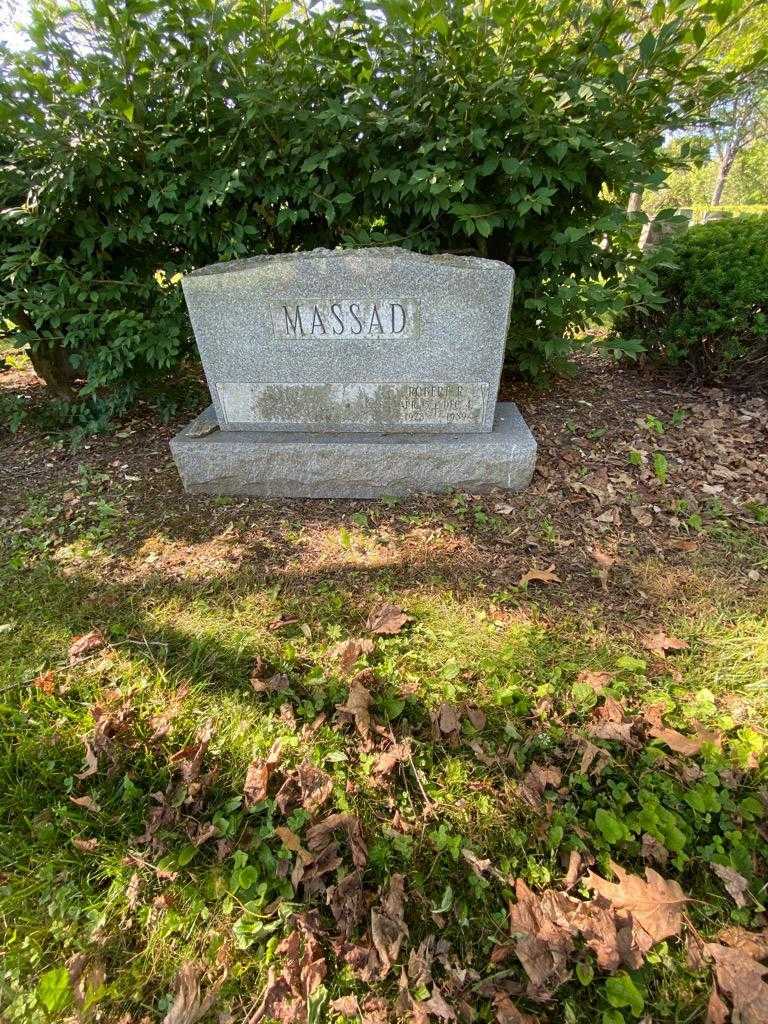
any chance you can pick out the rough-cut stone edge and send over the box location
[170,402,536,499]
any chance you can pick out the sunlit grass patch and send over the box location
[1,534,766,1022]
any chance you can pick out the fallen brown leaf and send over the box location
[70,794,100,813]
[493,991,537,1024]
[336,676,373,741]
[586,697,636,746]
[162,962,224,1024]
[275,761,333,816]
[586,862,687,961]
[371,873,408,978]
[371,740,412,781]
[69,629,107,665]
[275,825,313,865]
[642,630,689,658]
[366,602,412,635]
[577,669,613,692]
[518,763,562,808]
[645,705,719,756]
[505,878,574,1000]
[518,564,562,587]
[306,812,368,870]
[718,926,768,961]
[433,701,461,738]
[327,870,366,937]
[330,637,375,674]
[244,740,283,807]
[705,943,768,1024]
[75,740,99,781]
[170,720,214,786]
[705,986,729,1024]
[710,863,750,908]
[329,995,360,1016]
[72,837,99,852]
[420,986,456,1021]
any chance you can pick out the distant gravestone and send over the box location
[639,214,689,251]
[170,247,536,498]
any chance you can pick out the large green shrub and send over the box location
[0,0,755,419]
[616,214,768,383]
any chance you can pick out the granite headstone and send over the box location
[171,247,536,498]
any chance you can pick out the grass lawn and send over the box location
[1,354,766,1023]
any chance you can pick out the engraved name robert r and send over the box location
[270,300,419,341]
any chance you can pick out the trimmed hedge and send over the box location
[617,215,768,385]
[0,0,751,425]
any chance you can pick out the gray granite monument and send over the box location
[170,247,536,498]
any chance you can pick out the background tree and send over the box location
[708,79,768,204]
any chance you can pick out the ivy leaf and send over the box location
[37,967,72,1014]
[605,973,645,1017]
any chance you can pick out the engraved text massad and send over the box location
[270,300,419,341]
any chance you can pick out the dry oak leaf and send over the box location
[70,794,101,813]
[518,763,562,808]
[366,601,412,635]
[642,630,689,658]
[585,862,687,957]
[161,962,225,1024]
[718,926,768,962]
[710,863,750,908]
[327,870,366,937]
[72,837,99,852]
[69,629,107,665]
[645,705,720,756]
[75,739,99,780]
[330,637,375,674]
[243,740,283,807]
[275,826,314,865]
[577,670,614,693]
[641,833,669,867]
[704,943,768,1024]
[335,675,373,741]
[433,701,461,737]
[505,878,575,1000]
[586,697,636,746]
[275,761,333,816]
[493,992,537,1024]
[371,873,409,978]
[518,564,562,587]
[329,995,360,1016]
[306,812,368,869]
[589,546,619,568]
[705,987,729,1024]
[371,739,412,781]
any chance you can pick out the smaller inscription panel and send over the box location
[270,299,419,341]
[217,382,487,432]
